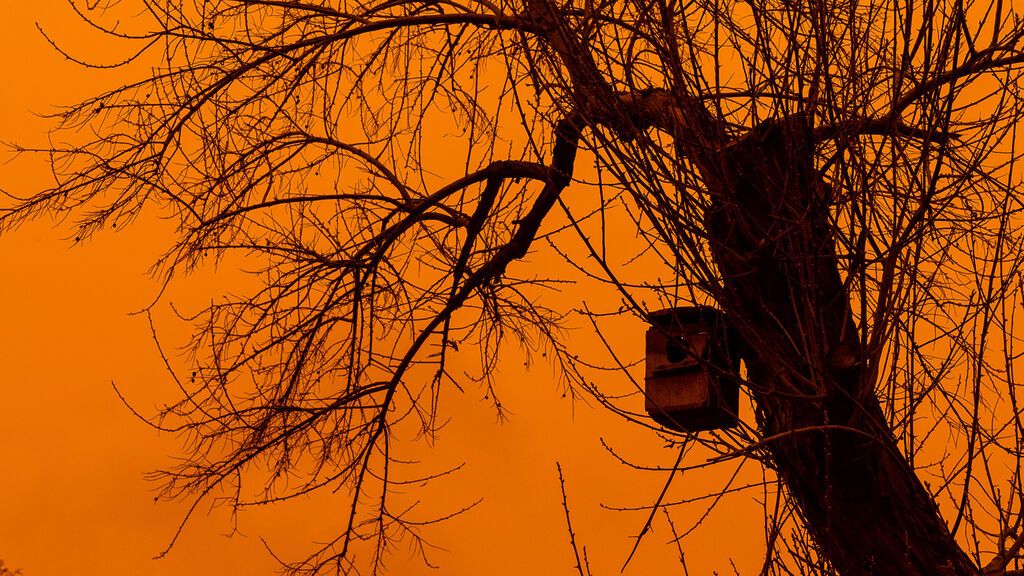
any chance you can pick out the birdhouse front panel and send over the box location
[644,369,710,412]
[646,370,739,431]
[645,328,707,375]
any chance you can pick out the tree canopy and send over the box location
[4,0,1024,574]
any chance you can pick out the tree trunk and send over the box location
[700,115,980,575]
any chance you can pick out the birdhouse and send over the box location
[644,307,740,432]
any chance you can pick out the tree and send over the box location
[3,0,1024,574]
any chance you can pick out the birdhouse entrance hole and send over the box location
[644,306,740,432]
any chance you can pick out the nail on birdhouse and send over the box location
[644,306,740,432]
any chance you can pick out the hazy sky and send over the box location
[0,3,762,574]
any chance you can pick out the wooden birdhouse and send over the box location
[644,307,741,432]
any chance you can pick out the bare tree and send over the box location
[4,0,1024,574]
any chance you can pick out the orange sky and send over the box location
[0,3,764,575]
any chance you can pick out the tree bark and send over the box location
[700,115,980,575]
